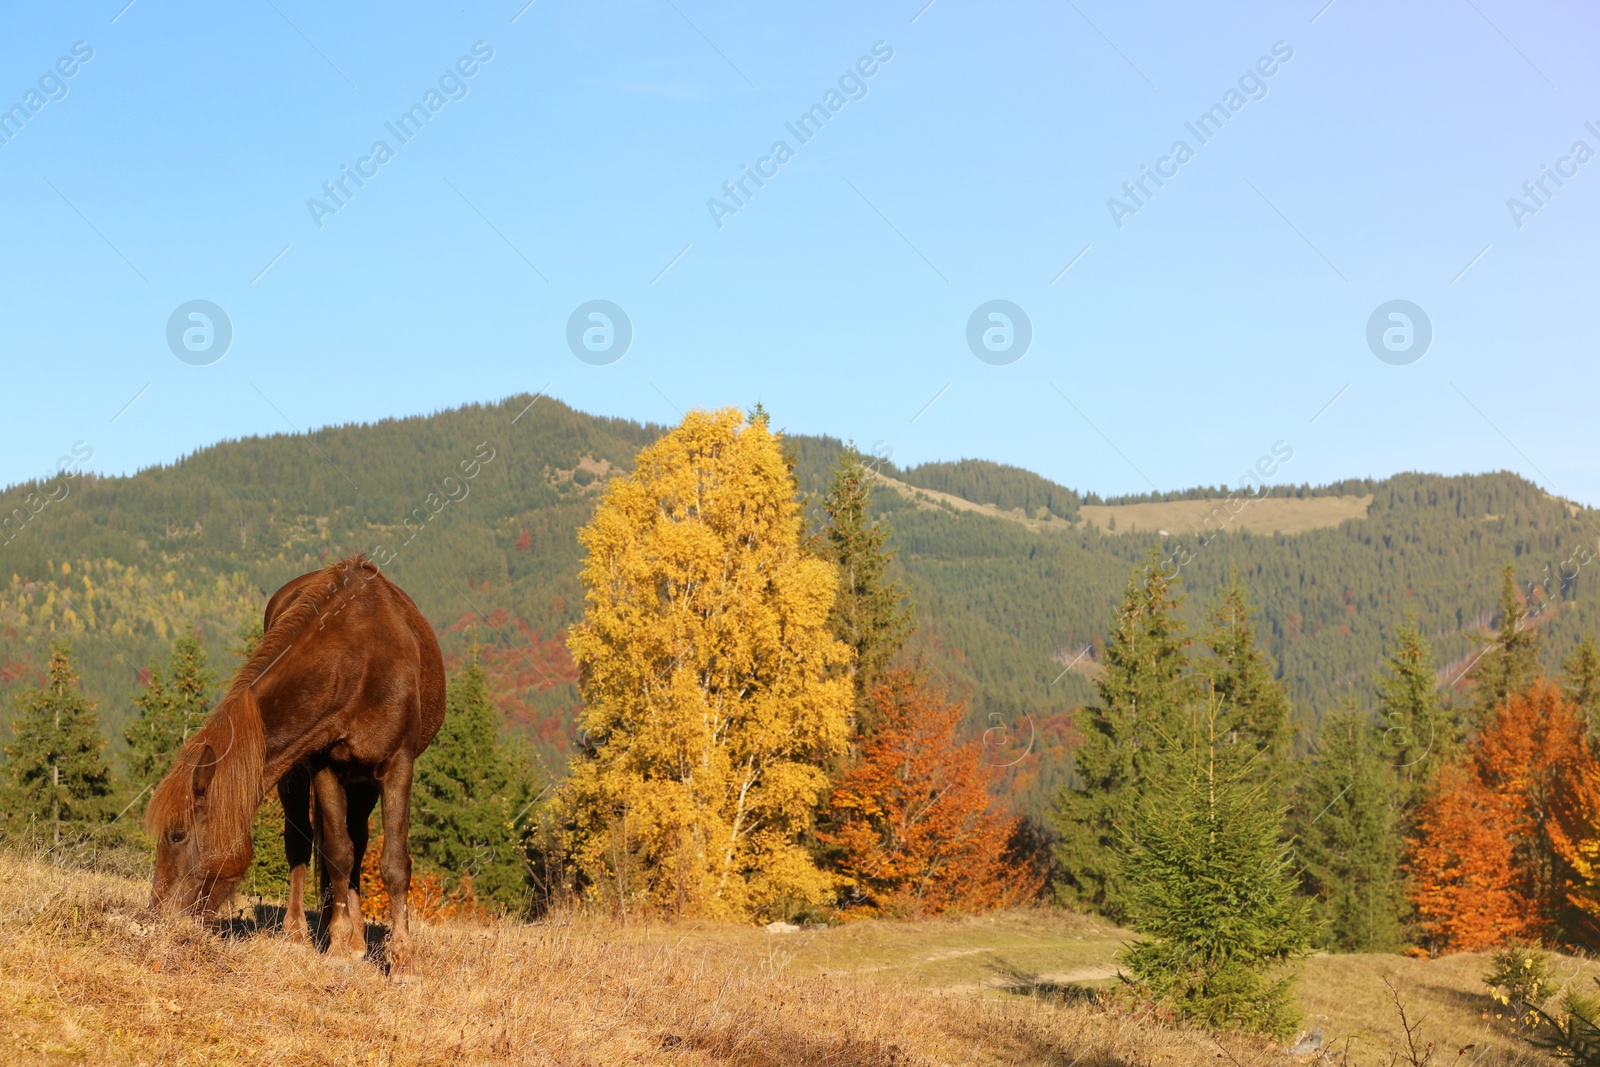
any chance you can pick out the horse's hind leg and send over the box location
[344,781,380,959]
[278,766,314,945]
[377,753,418,978]
[311,768,362,962]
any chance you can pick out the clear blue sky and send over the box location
[3,1,1596,503]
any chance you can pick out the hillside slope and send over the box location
[2,395,1597,822]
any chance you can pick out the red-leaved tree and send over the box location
[360,832,477,923]
[821,669,1042,916]
[1408,761,1537,952]
[1409,679,1591,952]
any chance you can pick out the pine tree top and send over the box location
[820,444,912,719]
[124,627,217,793]
[1373,610,1449,794]
[1563,635,1600,726]
[1468,565,1542,720]
[1202,572,1292,771]
[1096,555,1195,722]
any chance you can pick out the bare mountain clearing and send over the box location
[867,469,1079,532]
[1080,494,1374,537]
[869,468,1372,539]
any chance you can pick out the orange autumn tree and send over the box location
[1408,762,1537,952]
[1475,680,1591,932]
[1548,717,1600,943]
[822,668,1041,916]
[1552,767,1600,942]
[360,833,477,923]
[1409,679,1592,952]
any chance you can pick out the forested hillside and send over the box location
[2,393,1596,822]
[894,458,1081,521]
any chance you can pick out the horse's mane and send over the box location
[144,556,371,848]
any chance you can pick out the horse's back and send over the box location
[258,557,445,771]
[388,571,446,754]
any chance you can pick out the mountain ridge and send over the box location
[3,393,1595,822]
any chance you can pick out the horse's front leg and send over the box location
[377,754,417,978]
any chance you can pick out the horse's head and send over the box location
[147,697,264,916]
[148,742,252,914]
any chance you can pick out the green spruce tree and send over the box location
[1202,573,1292,779]
[410,651,539,911]
[820,444,913,731]
[1468,565,1542,723]
[231,617,264,661]
[1293,698,1408,952]
[1564,635,1600,731]
[1375,612,1447,806]
[1052,555,1194,919]
[1,645,118,846]
[124,626,218,803]
[1122,694,1314,1039]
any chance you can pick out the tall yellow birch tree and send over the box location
[565,408,852,920]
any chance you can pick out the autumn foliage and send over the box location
[1408,761,1539,952]
[359,833,478,923]
[1549,732,1600,943]
[822,669,1042,916]
[563,409,853,920]
[1409,680,1592,952]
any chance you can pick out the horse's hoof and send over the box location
[387,952,416,980]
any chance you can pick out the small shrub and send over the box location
[1485,940,1555,1029]
[1530,979,1600,1065]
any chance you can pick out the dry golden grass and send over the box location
[1079,495,1373,538]
[1,854,1303,1067]
[1,853,1577,1066]
[1296,950,1586,1065]
[593,908,1127,993]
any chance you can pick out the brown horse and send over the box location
[146,556,446,975]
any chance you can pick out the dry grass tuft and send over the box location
[1297,951,1568,1066]
[0,853,1308,1066]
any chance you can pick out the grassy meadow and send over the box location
[0,852,1573,1066]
